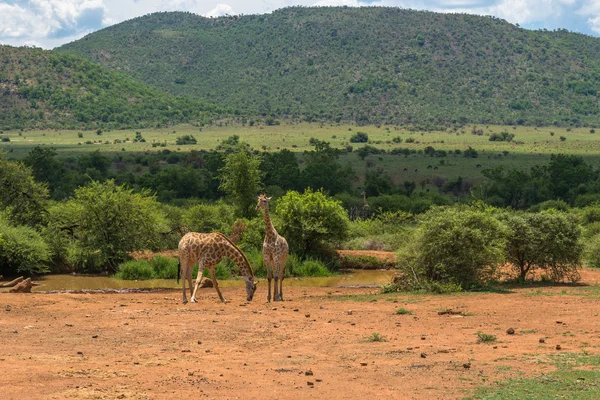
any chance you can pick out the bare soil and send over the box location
[2,271,600,399]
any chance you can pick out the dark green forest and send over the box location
[0,46,221,130]
[58,6,600,127]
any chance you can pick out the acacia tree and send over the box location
[219,146,263,218]
[502,211,582,282]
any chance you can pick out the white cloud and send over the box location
[205,3,235,17]
[0,0,107,47]
[1,0,600,49]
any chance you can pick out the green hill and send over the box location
[0,45,220,131]
[58,7,600,127]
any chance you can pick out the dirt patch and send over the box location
[3,270,600,399]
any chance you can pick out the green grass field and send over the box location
[2,123,600,184]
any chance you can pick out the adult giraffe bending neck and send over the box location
[178,232,257,304]
[256,194,289,302]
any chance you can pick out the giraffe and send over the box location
[361,191,370,209]
[256,194,289,302]
[177,232,257,304]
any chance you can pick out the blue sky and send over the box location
[1,0,599,49]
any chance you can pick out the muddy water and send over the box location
[28,270,396,292]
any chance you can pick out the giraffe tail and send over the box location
[177,262,181,284]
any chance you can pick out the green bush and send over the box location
[292,257,331,277]
[150,255,178,279]
[528,200,570,213]
[501,211,582,282]
[182,201,236,234]
[277,188,349,255]
[0,218,50,276]
[585,234,600,268]
[397,206,506,290]
[114,260,155,280]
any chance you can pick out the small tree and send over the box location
[67,180,168,272]
[277,189,349,255]
[397,206,506,289]
[0,152,49,227]
[219,146,263,218]
[502,211,582,282]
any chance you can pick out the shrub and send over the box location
[176,135,197,145]
[395,308,413,315]
[1,137,10,142]
[489,131,515,142]
[349,132,369,143]
[150,255,178,279]
[0,218,49,276]
[477,332,497,344]
[584,234,600,268]
[291,257,331,277]
[501,211,582,282]
[115,260,155,280]
[528,200,570,213]
[277,189,349,255]
[182,201,236,234]
[397,206,506,290]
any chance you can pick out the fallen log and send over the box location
[1,276,24,288]
[10,278,32,293]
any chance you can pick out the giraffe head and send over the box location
[255,193,271,211]
[245,278,258,301]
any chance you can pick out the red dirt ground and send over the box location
[2,269,600,399]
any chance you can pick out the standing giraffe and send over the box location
[178,232,257,304]
[361,191,370,209]
[256,194,289,302]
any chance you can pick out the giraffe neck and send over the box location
[263,207,277,242]
[217,233,255,281]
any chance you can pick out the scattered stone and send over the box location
[493,346,498,349]
[316,379,322,382]
[120,304,127,307]
[188,372,194,376]
[556,321,563,324]
[77,351,83,355]
[293,308,299,312]
[360,362,368,366]
[5,305,11,312]
[92,335,98,339]
[421,335,426,340]
[328,320,332,323]
[274,324,279,328]
[286,355,292,358]
[272,307,278,311]
[65,324,73,327]
[347,310,353,315]
[556,344,562,350]
[420,353,427,358]
[307,381,314,386]
[463,363,471,369]
[506,328,515,335]
[319,306,325,310]
[539,338,545,343]
[205,350,211,353]
[212,320,218,323]
[305,314,310,318]
[197,340,202,345]
[305,369,313,376]
[350,323,356,326]
[182,349,191,353]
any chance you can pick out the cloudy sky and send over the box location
[1,0,599,49]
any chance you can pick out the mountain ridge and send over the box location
[56,6,600,127]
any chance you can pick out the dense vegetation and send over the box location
[59,7,600,127]
[0,46,221,130]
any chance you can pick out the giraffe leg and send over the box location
[209,267,226,302]
[187,267,194,302]
[190,262,204,303]
[273,259,280,302]
[280,254,288,301]
[181,260,189,304]
[266,264,273,303]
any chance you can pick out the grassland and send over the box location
[2,123,600,184]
